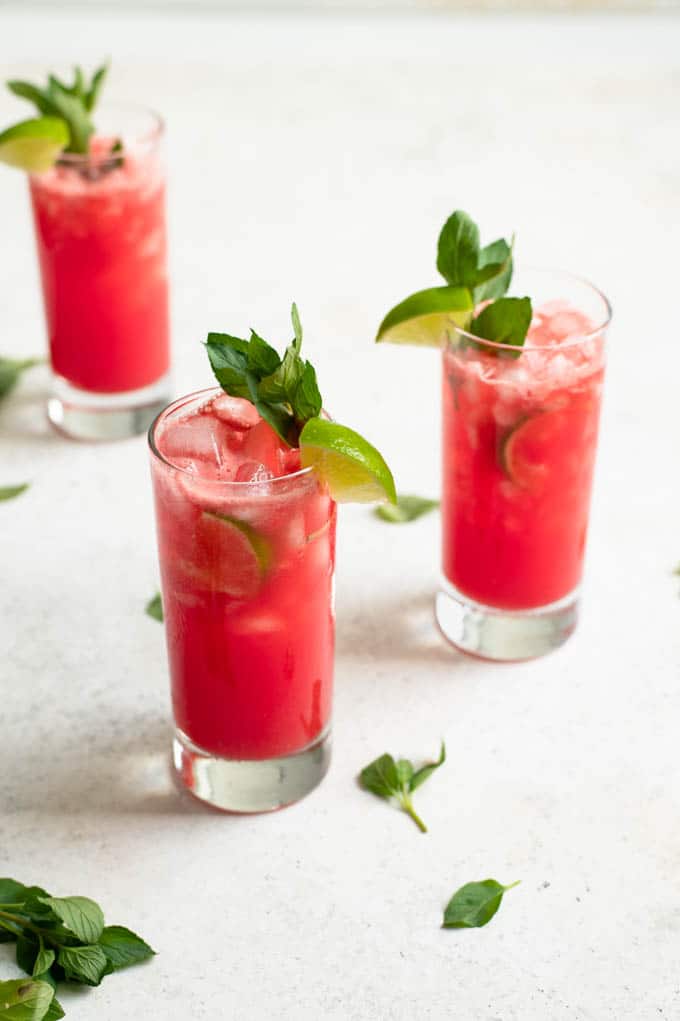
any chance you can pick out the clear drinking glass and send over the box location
[435,270,611,660]
[149,390,336,812]
[29,104,170,440]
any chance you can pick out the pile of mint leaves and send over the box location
[7,64,108,156]
[0,878,154,1020]
[436,210,532,352]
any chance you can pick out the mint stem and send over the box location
[401,796,427,833]
[0,908,42,938]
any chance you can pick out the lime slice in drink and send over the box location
[0,117,69,172]
[299,418,397,505]
[191,512,270,597]
[501,412,563,489]
[376,285,473,347]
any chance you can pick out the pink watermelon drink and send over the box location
[0,65,170,439]
[150,390,337,763]
[150,306,395,810]
[442,295,607,613]
[30,131,169,395]
[377,212,611,659]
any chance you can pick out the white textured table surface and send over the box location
[2,9,679,1020]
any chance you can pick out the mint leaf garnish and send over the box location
[7,63,108,155]
[374,494,439,524]
[359,742,446,833]
[442,879,520,929]
[206,303,322,444]
[469,296,532,355]
[145,592,163,622]
[0,978,55,1021]
[0,878,155,1007]
[474,237,514,302]
[0,484,29,502]
[0,356,41,400]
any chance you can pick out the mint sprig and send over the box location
[469,296,533,355]
[0,878,154,1019]
[7,63,109,156]
[205,303,322,445]
[359,742,446,833]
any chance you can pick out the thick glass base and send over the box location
[173,726,332,813]
[435,578,579,661]
[47,372,171,441]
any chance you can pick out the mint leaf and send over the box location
[247,330,280,377]
[359,753,400,799]
[291,302,303,351]
[42,998,64,1021]
[374,494,439,524]
[0,485,29,502]
[0,879,29,904]
[57,944,107,986]
[469,296,532,354]
[359,742,446,833]
[205,336,251,400]
[437,210,480,289]
[0,357,41,400]
[31,946,54,980]
[38,896,104,944]
[145,592,163,623]
[473,237,513,302]
[409,741,446,792]
[0,979,55,1021]
[15,935,39,977]
[98,925,155,972]
[443,879,520,929]
[84,63,108,113]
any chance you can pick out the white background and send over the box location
[1,7,679,1019]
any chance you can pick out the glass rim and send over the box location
[449,268,612,354]
[55,103,165,165]
[148,387,317,490]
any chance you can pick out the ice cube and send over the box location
[211,395,260,430]
[235,461,275,483]
[159,412,230,466]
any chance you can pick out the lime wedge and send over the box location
[0,117,69,172]
[299,418,396,505]
[376,285,473,347]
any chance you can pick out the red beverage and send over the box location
[28,108,170,440]
[442,295,607,613]
[150,390,336,768]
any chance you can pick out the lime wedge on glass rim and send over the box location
[375,285,473,347]
[0,117,69,172]
[299,418,397,505]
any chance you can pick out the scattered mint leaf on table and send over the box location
[374,494,439,524]
[0,485,29,502]
[0,357,41,400]
[146,592,163,622]
[359,742,446,833]
[442,879,520,929]
[0,878,155,1014]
